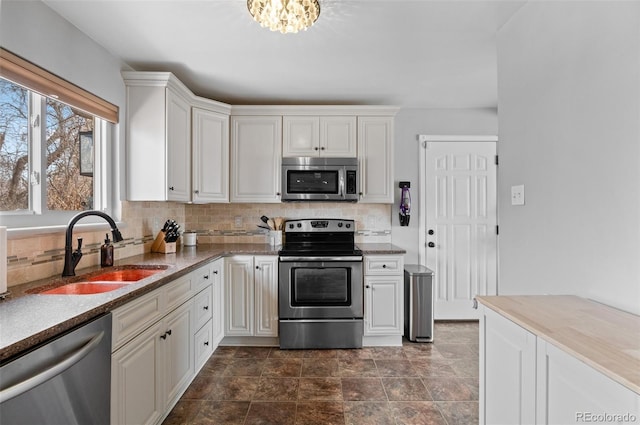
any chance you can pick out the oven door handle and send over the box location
[279,256,363,262]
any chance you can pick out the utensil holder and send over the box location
[151,231,176,254]
[269,230,283,246]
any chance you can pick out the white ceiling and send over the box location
[43,0,527,109]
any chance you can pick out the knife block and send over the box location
[150,231,176,254]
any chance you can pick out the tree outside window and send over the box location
[0,78,95,214]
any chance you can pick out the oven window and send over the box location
[287,170,339,194]
[292,268,351,306]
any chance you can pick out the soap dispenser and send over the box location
[101,233,114,267]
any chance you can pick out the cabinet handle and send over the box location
[203,305,209,310]
[382,264,387,268]
[314,147,319,151]
[194,189,199,194]
[204,341,209,346]
[256,266,260,270]
[160,329,173,340]
[213,270,218,274]
[320,147,325,150]
[204,275,209,280]
[365,285,370,288]
[169,186,175,191]
[276,192,281,196]
[473,298,478,309]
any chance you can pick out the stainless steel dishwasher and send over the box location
[0,313,112,425]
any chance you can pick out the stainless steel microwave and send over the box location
[281,157,359,202]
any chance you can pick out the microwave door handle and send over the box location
[339,173,345,198]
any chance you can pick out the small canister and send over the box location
[182,231,197,246]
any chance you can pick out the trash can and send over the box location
[404,265,434,342]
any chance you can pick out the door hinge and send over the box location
[495,155,499,165]
[496,225,499,235]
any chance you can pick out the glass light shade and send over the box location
[248,0,320,34]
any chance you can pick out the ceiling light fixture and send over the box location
[247,0,320,34]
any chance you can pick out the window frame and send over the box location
[0,48,120,233]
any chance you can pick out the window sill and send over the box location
[7,221,127,240]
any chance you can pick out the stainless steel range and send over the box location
[278,219,363,349]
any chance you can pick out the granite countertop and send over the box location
[476,295,640,395]
[0,242,405,363]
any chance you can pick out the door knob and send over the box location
[428,229,434,235]
[428,242,435,248]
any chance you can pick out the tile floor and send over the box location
[163,321,479,425]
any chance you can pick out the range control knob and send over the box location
[346,223,351,228]
[289,223,294,229]
[297,223,302,228]
[338,222,343,228]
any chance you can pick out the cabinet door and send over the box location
[254,256,278,337]
[537,339,640,425]
[364,275,403,335]
[282,116,319,157]
[480,307,536,425]
[111,322,163,425]
[166,88,191,202]
[162,301,194,409]
[211,259,224,344]
[192,107,229,203]
[320,116,357,157]
[224,256,254,335]
[230,116,282,202]
[358,116,394,203]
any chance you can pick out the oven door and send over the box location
[278,257,363,319]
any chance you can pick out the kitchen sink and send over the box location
[40,282,131,295]
[87,268,165,282]
[33,265,170,295]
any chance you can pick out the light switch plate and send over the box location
[511,185,525,206]
[234,216,243,228]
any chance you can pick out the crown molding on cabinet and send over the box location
[230,104,400,116]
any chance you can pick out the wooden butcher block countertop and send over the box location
[476,295,640,395]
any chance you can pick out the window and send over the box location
[0,49,118,229]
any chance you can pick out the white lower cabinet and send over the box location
[111,301,192,425]
[480,306,536,425]
[111,260,222,425]
[363,255,404,344]
[480,305,640,425]
[224,255,278,338]
[537,340,640,425]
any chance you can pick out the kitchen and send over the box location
[1,1,639,424]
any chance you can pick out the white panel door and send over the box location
[254,256,278,337]
[192,107,229,203]
[422,140,497,319]
[166,88,191,202]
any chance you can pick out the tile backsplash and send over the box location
[5,201,391,287]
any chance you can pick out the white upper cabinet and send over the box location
[191,106,229,203]
[283,116,357,157]
[123,71,232,204]
[358,116,394,203]
[123,72,192,202]
[230,115,282,203]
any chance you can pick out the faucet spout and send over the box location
[62,210,123,277]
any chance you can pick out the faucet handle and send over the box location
[76,237,83,251]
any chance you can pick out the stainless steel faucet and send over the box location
[62,210,124,277]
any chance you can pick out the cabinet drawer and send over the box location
[166,273,193,311]
[193,286,213,330]
[194,319,214,371]
[365,256,404,275]
[112,290,164,350]
[192,263,213,294]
